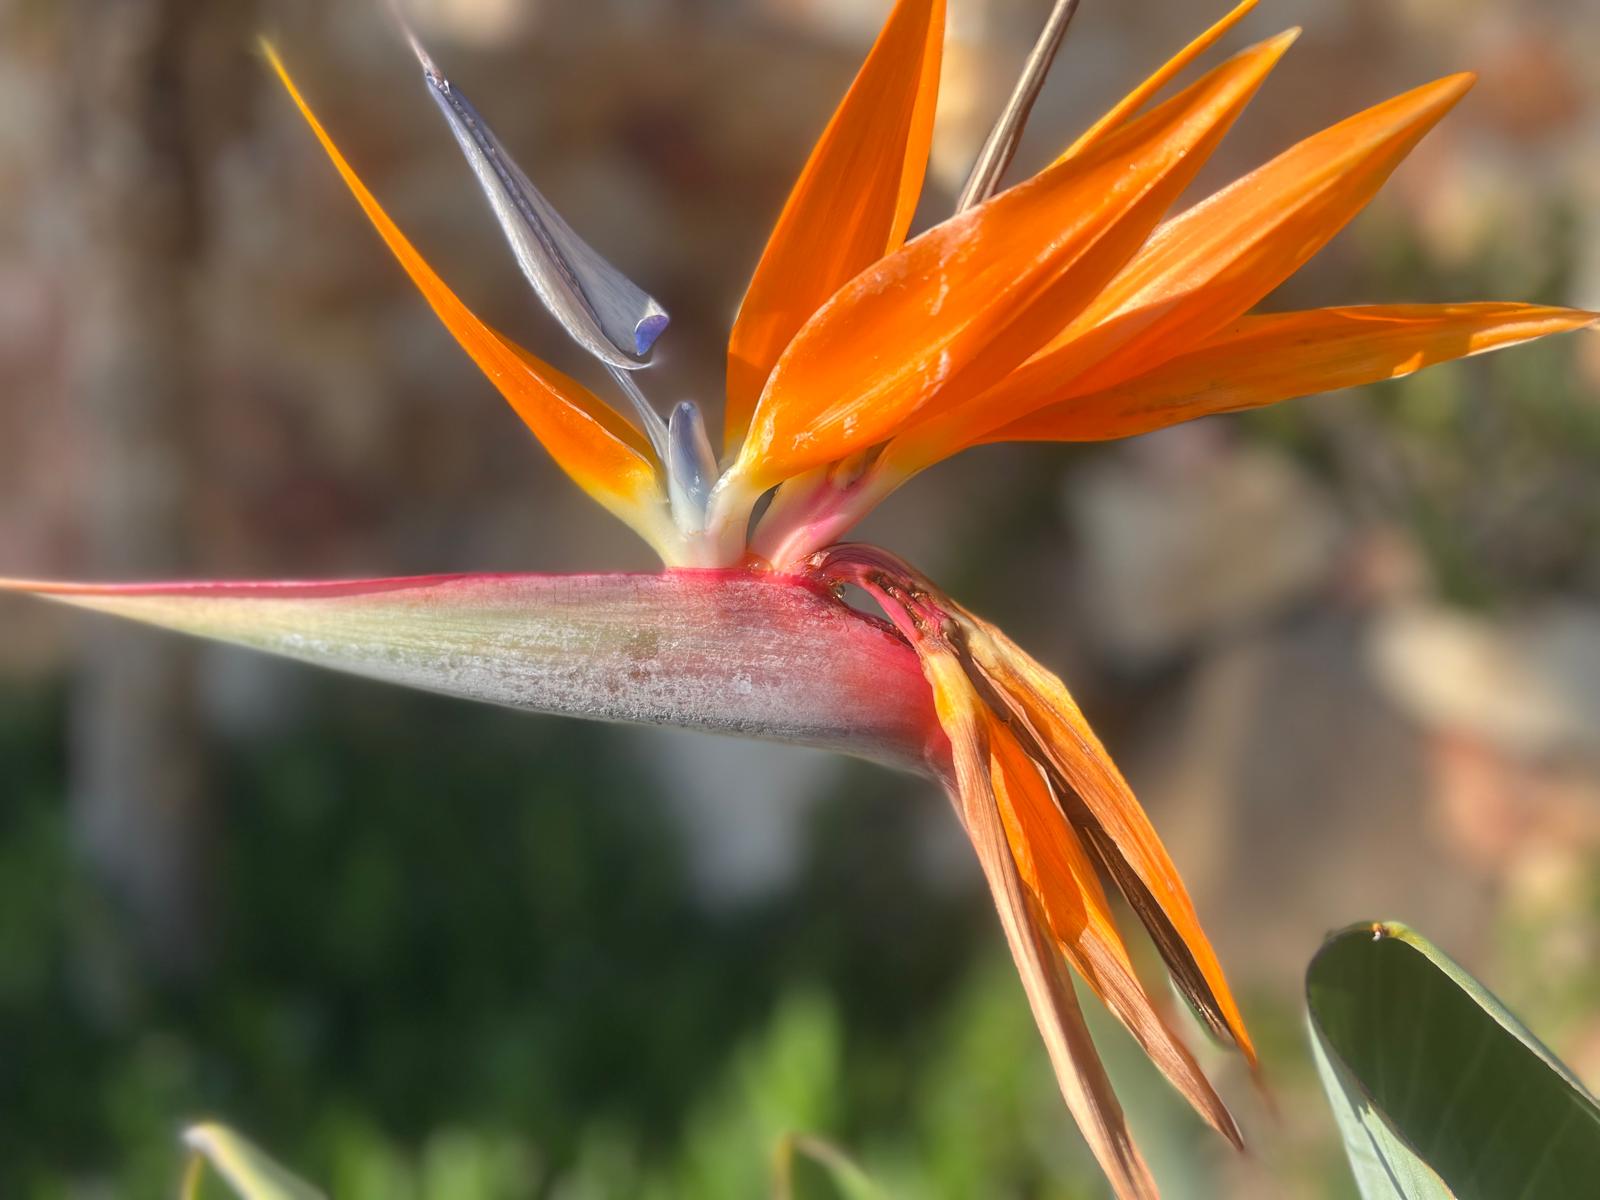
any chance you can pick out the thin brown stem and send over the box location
[956,0,1083,212]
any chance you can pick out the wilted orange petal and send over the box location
[987,714,1242,1148]
[926,656,1157,1200]
[958,615,1255,1064]
[987,303,1600,442]
[723,0,945,455]
[261,43,668,542]
[889,72,1474,472]
[735,31,1296,490]
[1057,0,1259,163]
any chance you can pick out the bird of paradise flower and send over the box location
[4,1,1594,1194]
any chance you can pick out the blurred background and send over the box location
[2,0,1599,1195]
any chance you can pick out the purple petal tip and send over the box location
[635,313,670,357]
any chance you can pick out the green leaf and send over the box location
[181,1123,325,1200]
[772,1133,888,1200]
[1306,920,1600,1199]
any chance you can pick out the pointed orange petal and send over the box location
[886,72,1475,472]
[734,30,1297,490]
[988,714,1243,1148]
[494,334,653,456]
[1057,0,1258,163]
[987,303,1599,442]
[723,0,945,455]
[261,43,671,546]
[1073,72,1476,377]
[926,657,1157,1200]
[956,615,1256,1065]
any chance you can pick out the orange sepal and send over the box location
[1069,72,1477,386]
[889,72,1475,471]
[987,303,1600,443]
[1056,0,1259,163]
[735,30,1297,490]
[261,42,669,545]
[724,0,945,455]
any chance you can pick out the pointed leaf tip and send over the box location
[773,1134,888,1200]
[1308,921,1600,1198]
[182,1122,325,1200]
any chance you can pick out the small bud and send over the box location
[666,400,720,533]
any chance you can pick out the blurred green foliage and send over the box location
[1,675,1199,1198]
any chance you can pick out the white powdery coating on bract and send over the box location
[46,573,940,771]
